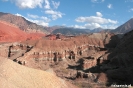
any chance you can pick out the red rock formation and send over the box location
[0,12,49,34]
[45,34,57,40]
[0,21,45,42]
[0,21,27,42]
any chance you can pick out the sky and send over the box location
[0,0,133,29]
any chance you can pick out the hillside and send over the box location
[0,21,45,42]
[0,12,49,34]
[0,21,27,42]
[112,18,133,33]
[0,57,77,88]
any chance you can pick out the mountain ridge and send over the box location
[0,12,49,34]
[112,18,133,33]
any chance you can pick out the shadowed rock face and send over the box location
[99,30,133,85]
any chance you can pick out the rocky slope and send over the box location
[0,21,27,42]
[0,12,49,34]
[100,30,133,85]
[112,18,133,34]
[0,57,77,88]
[0,21,45,42]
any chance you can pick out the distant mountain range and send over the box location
[51,27,108,35]
[52,27,88,35]
[52,18,133,35]
[0,12,133,35]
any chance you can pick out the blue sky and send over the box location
[0,0,133,29]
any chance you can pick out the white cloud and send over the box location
[107,4,112,9]
[72,23,101,29]
[8,0,65,22]
[11,0,43,9]
[130,8,133,11]
[27,14,51,26]
[15,13,49,26]
[73,24,118,29]
[101,0,105,2]
[96,12,103,17]
[125,0,133,2]
[31,20,49,26]
[27,14,39,19]
[85,23,101,29]
[45,9,65,20]
[91,0,105,3]
[15,13,23,17]
[12,0,65,25]
[41,16,51,22]
[75,16,118,24]
[73,25,86,29]
[27,14,51,22]
[129,8,133,12]
[44,0,50,9]
[75,12,118,29]
[26,18,49,27]
[52,1,60,9]
[6,0,61,10]
[102,24,118,29]
[45,10,56,14]
[62,24,66,26]
[91,0,97,2]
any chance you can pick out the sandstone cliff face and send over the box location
[0,57,77,88]
[17,33,112,69]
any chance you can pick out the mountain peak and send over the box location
[112,18,133,34]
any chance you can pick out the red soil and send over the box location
[27,33,45,40]
[0,21,45,42]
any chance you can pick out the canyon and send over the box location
[0,31,120,88]
[0,12,133,88]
